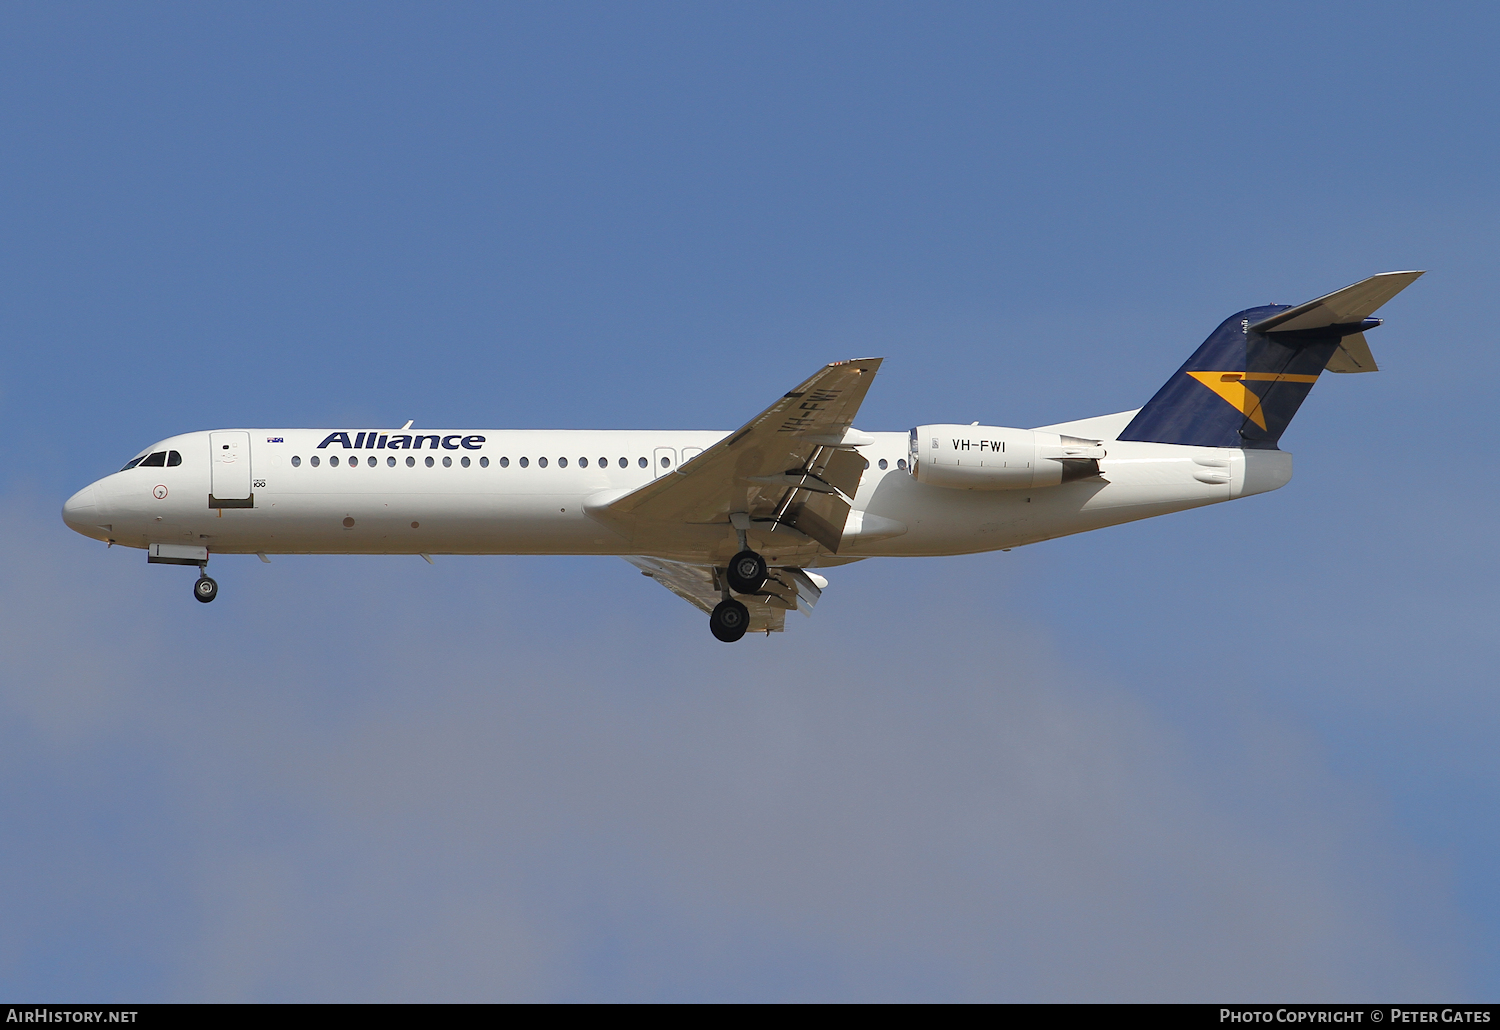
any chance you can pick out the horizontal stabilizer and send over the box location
[1248,271,1424,334]
[1325,332,1378,374]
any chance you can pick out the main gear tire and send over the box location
[725,550,767,594]
[193,575,219,603]
[709,598,750,642]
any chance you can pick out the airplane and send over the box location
[62,271,1422,642]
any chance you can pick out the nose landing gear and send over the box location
[193,572,219,603]
[146,544,218,603]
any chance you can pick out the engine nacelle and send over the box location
[907,425,1106,490]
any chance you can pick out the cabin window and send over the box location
[367,456,376,467]
[660,456,670,468]
[519,457,528,468]
[311,455,320,467]
[558,457,568,468]
[461,456,470,468]
[330,455,340,467]
[897,458,907,470]
[442,456,452,467]
[406,456,415,467]
[387,456,396,466]
[638,457,647,468]
[425,456,435,467]
[292,455,302,467]
[480,456,489,468]
[878,458,888,470]
[599,457,608,468]
[578,457,588,468]
[618,457,627,468]
[539,457,548,468]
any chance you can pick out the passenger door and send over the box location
[209,431,254,508]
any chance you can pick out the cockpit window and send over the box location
[121,449,179,470]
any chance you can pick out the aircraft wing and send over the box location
[625,556,827,634]
[602,358,883,551]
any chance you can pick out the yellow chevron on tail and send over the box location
[1185,371,1320,430]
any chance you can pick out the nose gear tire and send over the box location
[726,550,767,594]
[710,598,750,642]
[194,576,219,603]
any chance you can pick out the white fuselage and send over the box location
[62,412,1293,568]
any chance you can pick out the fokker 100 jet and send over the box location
[63,272,1422,641]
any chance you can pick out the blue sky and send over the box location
[2,1,1497,1001]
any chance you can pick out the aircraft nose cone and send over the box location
[62,485,99,534]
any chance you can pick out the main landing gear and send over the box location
[193,571,218,603]
[726,549,768,594]
[710,598,750,642]
[710,545,767,642]
[710,516,767,643]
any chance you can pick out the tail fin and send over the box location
[1117,271,1424,449]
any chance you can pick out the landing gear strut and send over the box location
[193,572,218,603]
[715,515,763,641]
[710,598,749,642]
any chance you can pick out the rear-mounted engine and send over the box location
[906,425,1106,490]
